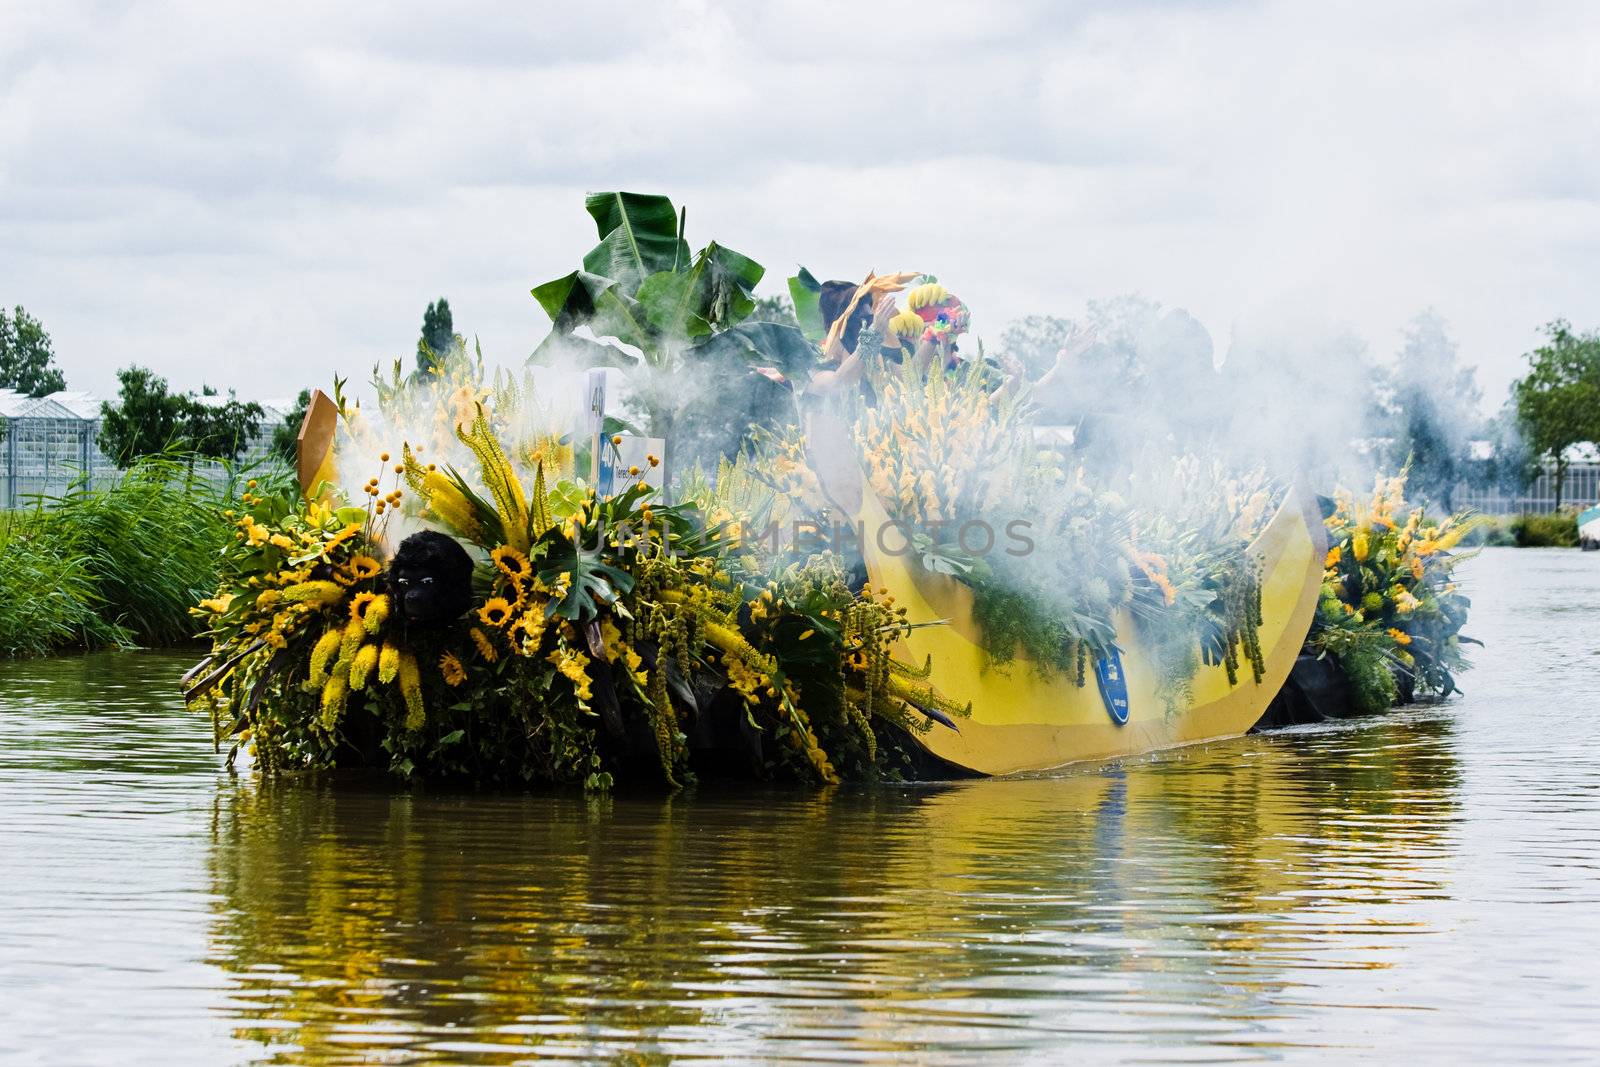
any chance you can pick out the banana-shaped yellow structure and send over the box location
[858,487,1327,775]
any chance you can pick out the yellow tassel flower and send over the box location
[378,642,400,685]
[308,628,342,686]
[348,643,379,690]
[397,650,424,730]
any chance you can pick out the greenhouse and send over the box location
[0,388,293,507]
[0,389,115,508]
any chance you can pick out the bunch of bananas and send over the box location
[905,282,949,311]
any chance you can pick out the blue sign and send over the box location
[1094,648,1130,726]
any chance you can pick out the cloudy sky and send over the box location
[3,0,1597,409]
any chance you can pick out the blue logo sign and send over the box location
[1094,648,1130,726]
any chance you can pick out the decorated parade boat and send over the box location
[183,193,1470,790]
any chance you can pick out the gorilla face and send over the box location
[387,531,475,628]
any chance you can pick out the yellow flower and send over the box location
[1324,545,1341,568]
[378,641,400,685]
[469,626,499,663]
[1352,531,1370,562]
[283,580,344,606]
[348,643,379,690]
[323,523,362,554]
[339,615,366,666]
[1387,627,1412,646]
[547,647,593,703]
[478,597,514,628]
[490,545,532,583]
[1410,556,1425,580]
[439,651,468,687]
[349,592,381,626]
[397,650,424,730]
[347,554,382,581]
[308,628,342,686]
[269,533,294,550]
[319,671,348,730]
[198,593,235,615]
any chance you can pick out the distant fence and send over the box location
[1454,461,1600,516]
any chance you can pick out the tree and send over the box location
[183,386,265,463]
[98,367,265,468]
[99,367,186,466]
[271,389,313,463]
[1373,311,1483,510]
[749,294,801,330]
[415,298,454,377]
[0,305,66,397]
[1513,320,1600,509]
[1000,295,1220,468]
[1476,398,1539,494]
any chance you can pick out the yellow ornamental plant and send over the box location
[1314,468,1479,706]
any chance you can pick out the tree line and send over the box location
[4,296,1600,507]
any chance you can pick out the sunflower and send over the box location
[323,523,363,555]
[347,554,382,581]
[490,545,532,583]
[478,597,514,628]
[469,626,499,663]
[350,591,382,625]
[439,651,468,687]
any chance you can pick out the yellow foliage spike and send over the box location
[397,650,424,730]
[530,460,554,537]
[456,402,530,552]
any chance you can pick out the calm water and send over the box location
[2,548,1598,1065]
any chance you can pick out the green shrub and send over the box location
[0,457,286,656]
[1510,512,1578,547]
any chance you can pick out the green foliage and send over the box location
[785,269,824,341]
[0,305,66,397]
[1312,471,1478,702]
[98,367,265,467]
[415,298,454,377]
[270,390,312,462]
[186,386,266,463]
[190,352,960,789]
[1513,320,1600,507]
[1509,512,1578,547]
[0,458,242,656]
[1374,311,1483,510]
[530,192,815,474]
[99,367,184,463]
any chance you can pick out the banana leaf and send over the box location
[635,240,765,341]
[687,321,817,382]
[581,192,690,295]
[787,267,824,343]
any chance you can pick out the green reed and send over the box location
[0,457,280,657]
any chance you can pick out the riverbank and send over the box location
[1471,511,1581,547]
[0,458,251,656]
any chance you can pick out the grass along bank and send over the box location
[0,458,266,657]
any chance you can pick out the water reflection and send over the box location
[204,715,1460,1063]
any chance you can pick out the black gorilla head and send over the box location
[387,531,474,628]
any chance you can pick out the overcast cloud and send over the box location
[2,0,1598,408]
